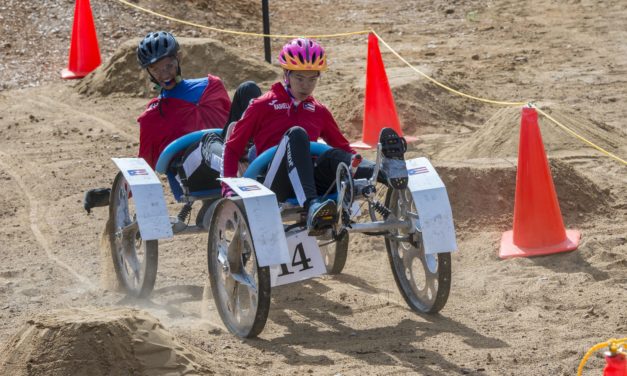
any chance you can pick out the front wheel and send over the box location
[108,172,158,298]
[207,198,271,338]
[385,188,451,313]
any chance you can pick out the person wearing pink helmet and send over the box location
[222,38,407,234]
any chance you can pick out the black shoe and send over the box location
[306,199,337,236]
[379,128,408,189]
[83,188,111,214]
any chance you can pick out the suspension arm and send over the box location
[345,219,413,234]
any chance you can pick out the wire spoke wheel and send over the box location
[207,198,270,338]
[108,172,158,298]
[385,188,451,313]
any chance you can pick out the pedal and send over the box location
[308,224,334,237]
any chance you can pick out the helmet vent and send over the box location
[277,37,327,71]
[136,31,179,68]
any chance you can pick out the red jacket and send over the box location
[223,82,353,178]
[137,74,230,168]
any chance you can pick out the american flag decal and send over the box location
[128,169,148,176]
[238,185,261,191]
[408,166,429,175]
[303,102,315,112]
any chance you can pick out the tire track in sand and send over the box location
[28,95,137,142]
[0,151,95,289]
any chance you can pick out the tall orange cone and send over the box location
[352,33,415,149]
[61,0,101,79]
[499,107,580,259]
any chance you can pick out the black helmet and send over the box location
[137,31,180,68]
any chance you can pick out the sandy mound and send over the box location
[0,308,212,376]
[449,106,626,159]
[76,37,280,98]
[328,67,489,140]
[437,158,612,229]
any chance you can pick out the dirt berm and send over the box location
[75,37,281,98]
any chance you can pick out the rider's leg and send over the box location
[222,122,252,175]
[319,128,407,189]
[263,126,337,233]
[194,132,225,226]
[222,81,262,138]
[313,129,408,192]
[313,148,384,194]
[263,126,317,205]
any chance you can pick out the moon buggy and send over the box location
[106,128,457,338]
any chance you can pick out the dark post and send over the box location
[262,0,271,63]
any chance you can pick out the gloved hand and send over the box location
[221,182,235,198]
[350,154,362,177]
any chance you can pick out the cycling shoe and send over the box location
[306,198,337,236]
[379,127,408,190]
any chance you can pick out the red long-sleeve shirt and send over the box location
[137,74,230,168]
[223,82,353,178]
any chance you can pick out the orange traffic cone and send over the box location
[499,107,580,259]
[61,0,101,79]
[604,352,627,376]
[352,33,415,149]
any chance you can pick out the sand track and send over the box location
[1,0,626,375]
[0,151,94,289]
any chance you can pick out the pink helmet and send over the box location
[278,38,327,71]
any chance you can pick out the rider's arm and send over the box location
[138,128,154,169]
[223,100,261,178]
[137,99,160,169]
[198,75,231,128]
[319,107,355,154]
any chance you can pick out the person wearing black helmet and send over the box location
[137,31,183,91]
[83,32,261,216]
[136,31,261,169]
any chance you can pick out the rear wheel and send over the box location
[384,188,451,313]
[207,198,271,338]
[318,231,349,275]
[108,172,158,298]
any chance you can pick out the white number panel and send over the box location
[270,231,326,287]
